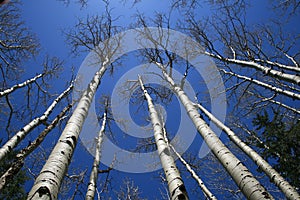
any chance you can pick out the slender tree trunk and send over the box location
[0,104,72,191]
[0,83,73,163]
[167,140,216,200]
[160,124,215,199]
[0,73,44,97]
[27,58,109,200]
[138,75,189,200]
[195,103,300,200]
[220,68,300,100]
[205,52,300,85]
[85,111,107,200]
[154,61,274,200]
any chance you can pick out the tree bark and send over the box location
[155,61,274,200]
[0,73,44,97]
[138,75,189,200]
[205,52,300,85]
[0,104,72,191]
[168,142,216,200]
[85,111,107,200]
[0,83,73,163]
[220,68,300,100]
[27,58,109,200]
[195,103,300,200]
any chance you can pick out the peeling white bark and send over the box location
[85,112,106,200]
[0,83,73,163]
[205,51,300,85]
[27,58,109,200]
[195,103,300,200]
[0,73,44,97]
[220,69,300,100]
[138,75,189,200]
[155,62,274,200]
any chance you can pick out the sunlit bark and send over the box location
[138,75,189,200]
[168,141,216,200]
[85,111,107,200]
[205,51,300,85]
[220,68,300,100]
[155,61,274,200]
[0,83,73,162]
[195,103,300,200]
[0,104,72,191]
[0,73,44,97]
[27,58,108,200]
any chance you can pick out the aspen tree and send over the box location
[85,110,107,200]
[162,124,216,200]
[195,103,300,200]
[27,58,109,200]
[0,83,73,162]
[138,75,189,200]
[154,61,274,200]
[0,104,72,191]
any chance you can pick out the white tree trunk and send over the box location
[195,103,300,200]
[205,51,300,85]
[0,83,73,163]
[27,58,109,200]
[0,104,72,191]
[85,111,107,200]
[168,143,216,200]
[160,122,215,200]
[220,69,300,100]
[138,75,189,200]
[154,62,274,200]
[0,73,44,97]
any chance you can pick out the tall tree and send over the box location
[0,83,73,162]
[194,102,299,199]
[27,5,119,198]
[183,0,300,118]
[138,75,189,200]
[85,107,107,200]
[0,104,72,191]
[153,59,273,199]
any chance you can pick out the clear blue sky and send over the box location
[10,0,298,199]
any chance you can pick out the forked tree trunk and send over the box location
[138,75,189,200]
[195,103,300,200]
[27,58,109,200]
[0,104,72,191]
[0,83,73,163]
[85,111,107,200]
[154,62,274,200]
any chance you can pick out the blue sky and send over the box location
[1,0,298,199]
